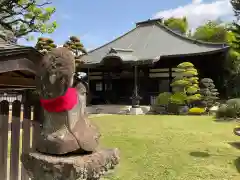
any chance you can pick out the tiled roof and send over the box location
[79,18,229,65]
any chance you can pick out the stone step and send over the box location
[86,105,151,114]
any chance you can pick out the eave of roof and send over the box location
[0,45,42,56]
[79,18,229,67]
[0,38,43,75]
[0,36,43,57]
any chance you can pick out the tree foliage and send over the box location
[35,37,56,54]
[200,78,219,109]
[170,62,201,105]
[163,17,188,34]
[192,20,227,43]
[221,1,240,97]
[63,36,87,59]
[156,92,172,106]
[231,0,240,19]
[0,0,57,38]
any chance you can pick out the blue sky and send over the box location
[18,0,234,50]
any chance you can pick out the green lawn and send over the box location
[91,115,240,180]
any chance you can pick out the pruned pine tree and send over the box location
[35,37,57,54]
[63,36,87,60]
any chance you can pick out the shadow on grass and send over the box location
[213,118,236,123]
[234,157,240,173]
[189,151,210,158]
[228,142,240,150]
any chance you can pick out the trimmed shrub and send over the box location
[150,105,166,114]
[169,92,187,105]
[168,92,187,114]
[200,78,219,110]
[188,107,206,115]
[151,92,172,114]
[216,104,227,118]
[170,62,201,107]
[216,99,240,119]
[168,103,181,114]
[226,98,240,117]
[156,92,172,106]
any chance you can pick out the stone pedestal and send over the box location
[21,148,120,180]
[129,107,143,115]
[234,127,240,136]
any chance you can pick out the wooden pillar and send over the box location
[131,65,141,108]
[104,70,112,103]
[169,67,172,92]
[145,67,150,105]
[87,68,90,86]
[86,68,90,106]
[102,71,105,92]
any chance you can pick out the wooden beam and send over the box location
[89,76,103,80]
[0,58,36,74]
[14,71,32,78]
[149,68,169,72]
[0,76,35,87]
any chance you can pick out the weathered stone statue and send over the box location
[34,47,100,154]
[21,47,120,180]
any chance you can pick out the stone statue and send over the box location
[21,47,120,180]
[35,47,100,155]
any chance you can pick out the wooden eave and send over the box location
[0,46,42,88]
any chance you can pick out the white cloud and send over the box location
[153,0,234,30]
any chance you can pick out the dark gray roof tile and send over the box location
[80,19,229,65]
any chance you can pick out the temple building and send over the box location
[78,18,229,106]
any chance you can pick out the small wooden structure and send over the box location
[0,36,43,180]
[78,18,229,106]
[0,38,41,89]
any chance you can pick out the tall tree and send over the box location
[231,0,240,19]
[163,17,188,34]
[230,0,240,54]
[63,36,87,59]
[224,0,240,97]
[192,20,227,43]
[35,37,56,54]
[0,0,57,39]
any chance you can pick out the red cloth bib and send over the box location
[40,88,78,112]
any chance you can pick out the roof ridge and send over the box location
[136,18,163,26]
[81,19,229,58]
[153,21,228,47]
[83,27,138,55]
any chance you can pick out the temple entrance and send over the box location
[112,78,133,104]
[104,78,133,104]
[158,78,170,93]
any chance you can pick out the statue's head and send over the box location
[36,47,75,99]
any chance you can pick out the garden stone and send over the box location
[209,105,219,115]
[179,105,189,115]
[129,107,143,115]
[150,105,166,114]
[234,127,240,136]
